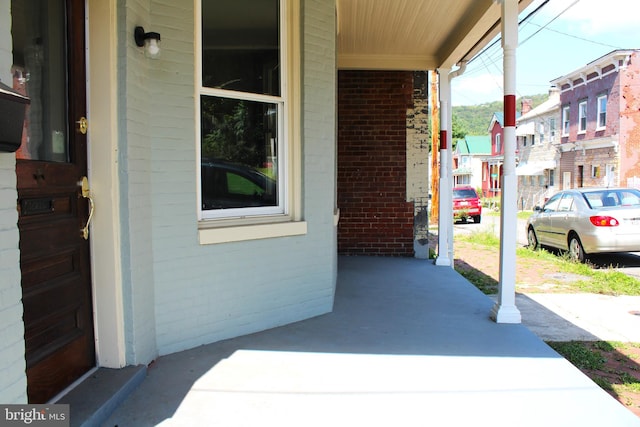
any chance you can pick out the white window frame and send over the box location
[578,100,587,134]
[597,94,607,130]
[549,117,556,142]
[495,133,502,153]
[562,106,570,136]
[196,0,304,243]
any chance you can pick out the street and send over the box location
[452,213,640,279]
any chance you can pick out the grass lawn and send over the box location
[455,230,640,296]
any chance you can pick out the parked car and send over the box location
[526,187,640,262]
[453,186,482,223]
[201,159,277,209]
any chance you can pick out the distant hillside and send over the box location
[453,94,547,136]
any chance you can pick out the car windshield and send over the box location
[453,189,477,199]
[582,189,640,209]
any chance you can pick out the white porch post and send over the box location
[491,0,522,323]
[435,68,452,267]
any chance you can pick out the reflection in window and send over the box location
[10,0,68,162]
[199,0,284,217]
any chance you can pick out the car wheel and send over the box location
[473,215,481,224]
[527,227,538,250]
[568,234,586,263]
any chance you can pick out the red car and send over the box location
[453,186,482,223]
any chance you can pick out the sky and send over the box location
[451,0,640,106]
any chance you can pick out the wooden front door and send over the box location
[12,0,95,403]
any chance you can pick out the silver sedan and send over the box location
[526,187,640,262]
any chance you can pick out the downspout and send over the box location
[435,61,466,267]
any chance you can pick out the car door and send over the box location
[548,193,576,249]
[13,0,95,403]
[535,192,562,246]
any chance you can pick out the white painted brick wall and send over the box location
[118,2,158,365]
[0,0,28,403]
[0,153,27,404]
[150,0,337,356]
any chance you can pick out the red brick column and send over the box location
[337,70,415,256]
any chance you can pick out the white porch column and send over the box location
[491,0,522,323]
[435,68,452,267]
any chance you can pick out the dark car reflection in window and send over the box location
[201,159,277,210]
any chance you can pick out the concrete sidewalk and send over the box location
[513,293,640,342]
[102,256,640,426]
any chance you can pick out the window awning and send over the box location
[452,167,473,176]
[515,160,556,176]
[515,122,535,136]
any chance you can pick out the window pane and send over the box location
[202,0,280,96]
[11,0,69,162]
[201,96,278,210]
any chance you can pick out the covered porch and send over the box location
[95,256,638,426]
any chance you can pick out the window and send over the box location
[578,101,587,133]
[549,118,556,142]
[538,122,544,144]
[591,165,600,179]
[562,106,570,136]
[548,169,555,186]
[543,192,563,212]
[495,133,502,154]
[198,0,297,223]
[557,194,574,212]
[597,94,607,129]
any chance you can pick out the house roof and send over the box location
[517,89,560,123]
[550,49,639,87]
[488,111,522,132]
[456,135,491,155]
[336,0,534,70]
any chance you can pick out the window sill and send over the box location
[577,130,586,135]
[199,220,307,245]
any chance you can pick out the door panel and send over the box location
[13,0,94,403]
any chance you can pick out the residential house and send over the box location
[484,112,508,197]
[551,49,640,190]
[515,88,561,209]
[0,0,533,409]
[453,135,491,191]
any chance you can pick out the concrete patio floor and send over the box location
[102,256,640,426]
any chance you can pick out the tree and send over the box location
[452,113,467,140]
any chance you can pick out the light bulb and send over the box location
[145,38,161,59]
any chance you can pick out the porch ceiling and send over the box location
[336,0,533,70]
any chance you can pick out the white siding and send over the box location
[118,1,159,364]
[0,0,28,403]
[142,0,337,356]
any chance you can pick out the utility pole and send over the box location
[429,70,440,224]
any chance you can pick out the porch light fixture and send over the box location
[134,26,161,59]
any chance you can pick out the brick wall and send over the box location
[337,70,415,256]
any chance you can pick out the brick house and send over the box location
[551,49,640,190]
[483,112,506,197]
